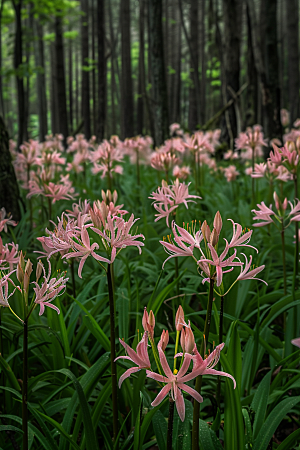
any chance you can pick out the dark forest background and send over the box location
[0,0,299,148]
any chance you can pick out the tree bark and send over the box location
[81,0,91,139]
[50,41,59,134]
[68,31,74,133]
[0,0,4,118]
[148,0,169,145]
[287,0,299,124]
[120,0,134,138]
[200,0,206,125]
[97,0,106,141]
[0,116,21,221]
[54,16,69,141]
[246,3,257,126]
[168,3,181,125]
[137,0,145,135]
[34,20,48,141]
[91,0,96,136]
[188,0,199,131]
[222,0,241,141]
[13,0,26,149]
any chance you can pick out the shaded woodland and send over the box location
[0,0,299,148]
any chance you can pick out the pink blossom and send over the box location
[0,238,19,271]
[223,165,240,182]
[252,202,275,227]
[115,331,151,387]
[172,165,191,180]
[236,254,267,284]
[0,208,17,233]
[33,262,69,315]
[150,151,180,172]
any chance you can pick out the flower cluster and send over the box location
[115,306,235,421]
[252,192,300,228]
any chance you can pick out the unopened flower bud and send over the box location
[185,327,195,354]
[159,329,169,351]
[273,191,280,211]
[213,211,222,236]
[180,328,186,353]
[149,310,155,327]
[142,308,155,340]
[24,260,33,293]
[282,197,288,211]
[201,221,211,242]
[36,261,44,282]
[17,251,25,283]
[296,137,300,152]
[288,141,296,153]
[142,307,149,332]
[175,305,185,331]
[210,228,219,247]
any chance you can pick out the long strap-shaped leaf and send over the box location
[252,396,300,450]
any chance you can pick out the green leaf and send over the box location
[251,370,272,439]
[199,420,223,450]
[152,410,167,450]
[0,354,21,391]
[73,296,110,352]
[242,408,253,449]
[56,368,99,450]
[133,396,142,450]
[148,270,186,315]
[0,425,23,433]
[276,428,300,450]
[253,396,300,450]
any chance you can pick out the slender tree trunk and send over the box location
[13,0,26,148]
[81,0,91,139]
[246,3,257,126]
[108,0,119,136]
[54,16,69,141]
[75,40,79,129]
[0,116,21,220]
[97,0,106,141]
[148,0,169,145]
[287,0,299,124]
[200,0,206,124]
[0,1,4,118]
[137,0,145,135]
[50,41,59,134]
[34,20,48,141]
[68,32,74,133]
[121,0,134,138]
[168,3,181,125]
[222,0,241,141]
[188,0,199,131]
[91,0,96,136]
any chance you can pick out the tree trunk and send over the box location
[13,0,26,149]
[222,0,241,141]
[81,0,91,139]
[0,116,21,221]
[50,41,59,134]
[287,0,299,124]
[75,40,79,129]
[91,0,96,136]
[0,1,4,118]
[188,0,199,131]
[120,0,134,138]
[34,20,48,141]
[148,0,169,145]
[68,31,74,133]
[168,3,181,125]
[137,0,145,135]
[246,3,257,126]
[54,16,69,141]
[97,0,106,141]
[200,0,206,124]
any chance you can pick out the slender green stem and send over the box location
[294,175,298,290]
[47,197,52,221]
[70,259,76,299]
[192,278,215,450]
[281,224,287,295]
[251,147,255,206]
[194,153,198,191]
[107,170,112,192]
[248,288,260,394]
[216,295,224,407]
[22,319,28,450]
[167,399,175,450]
[136,151,140,186]
[107,264,118,446]
[173,330,180,372]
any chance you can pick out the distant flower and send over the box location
[0,208,17,233]
[223,165,240,182]
[236,254,267,284]
[33,262,68,315]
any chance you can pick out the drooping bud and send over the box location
[175,305,185,331]
[159,329,169,351]
[36,261,44,282]
[213,211,222,237]
[185,326,195,354]
[142,307,149,332]
[201,221,211,242]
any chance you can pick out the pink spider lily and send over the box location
[226,219,258,252]
[115,331,151,388]
[252,202,275,227]
[0,272,17,307]
[149,180,200,227]
[33,262,69,315]
[160,221,202,267]
[252,196,300,227]
[62,227,110,278]
[91,213,145,263]
[150,151,180,172]
[291,337,300,348]
[0,208,17,233]
[0,238,19,271]
[223,165,240,182]
[146,347,202,422]
[198,244,242,287]
[236,254,267,284]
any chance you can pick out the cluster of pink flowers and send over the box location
[222,165,240,182]
[0,208,17,233]
[115,305,235,421]
[160,211,266,289]
[123,136,153,165]
[37,191,145,278]
[90,139,124,178]
[149,179,200,227]
[235,125,268,160]
[252,192,300,228]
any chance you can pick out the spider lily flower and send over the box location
[0,208,17,233]
[226,220,258,252]
[252,196,300,227]
[160,221,202,267]
[198,244,242,287]
[33,262,68,315]
[62,227,110,278]
[236,254,267,284]
[146,346,202,422]
[0,272,17,307]
[0,238,19,271]
[252,202,275,227]
[115,331,151,388]
[291,337,300,348]
[223,165,240,182]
